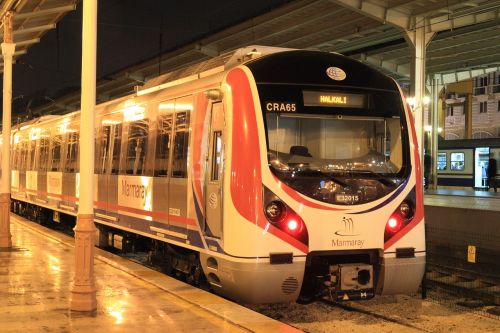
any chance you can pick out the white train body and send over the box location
[6,46,425,303]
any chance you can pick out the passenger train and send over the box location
[5,46,425,303]
[437,138,500,191]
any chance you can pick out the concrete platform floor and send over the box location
[0,215,301,333]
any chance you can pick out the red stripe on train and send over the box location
[17,189,195,226]
[192,92,209,213]
[384,92,424,250]
[228,68,308,254]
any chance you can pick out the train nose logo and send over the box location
[335,217,360,236]
[326,67,346,81]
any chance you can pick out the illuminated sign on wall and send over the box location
[303,91,366,109]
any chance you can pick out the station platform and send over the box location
[0,215,300,333]
[424,188,500,211]
[423,189,500,285]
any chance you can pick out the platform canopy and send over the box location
[0,0,77,73]
[5,0,500,116]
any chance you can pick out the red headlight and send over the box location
[387,217,400,230]
[384,199,415,243]
[286,218,300,233]
[262,189,309,247]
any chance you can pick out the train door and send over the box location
[205,101,224,238]
[474,147,490,188]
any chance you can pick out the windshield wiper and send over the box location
[293,169,349,188]
[351,170,398,187]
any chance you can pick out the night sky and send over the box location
[7,0,291,116]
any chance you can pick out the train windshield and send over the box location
[263,89,409,205]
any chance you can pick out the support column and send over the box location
[0,11,15,249]
[70,0,97,311]
[465,93,473,139]
[430,76,444,189]
[405,17,435,163]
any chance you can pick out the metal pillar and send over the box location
[70,0,97,311]
[430,76,443,189]
[0,11,15,249]
[405,17,435,163]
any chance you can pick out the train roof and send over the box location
[136,45,292,96]
[136,45,399,97]
[245,49,398,91]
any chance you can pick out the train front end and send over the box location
[212,49,425,304]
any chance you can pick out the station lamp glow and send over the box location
[102,119,121,126]
[123,104,145,122]
[424,126,443,133]
[406,97,416,108]
[406,96,430,108]
[158,103,194,111]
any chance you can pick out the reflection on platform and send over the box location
[1,216,299,333]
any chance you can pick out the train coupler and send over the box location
[325,263,375,301]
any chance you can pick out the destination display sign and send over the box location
[303,91,366,109]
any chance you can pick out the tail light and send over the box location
[384,190,415,243]
[263,187,308,246]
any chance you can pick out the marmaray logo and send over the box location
[334,216,360,236]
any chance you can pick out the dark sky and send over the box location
[8,0,291,116]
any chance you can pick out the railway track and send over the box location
[320,298,435,333]
[425,264,500,311]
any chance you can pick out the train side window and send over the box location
[19,141,28,171]
[125,120,149,175]
[11,140,20,170]
[10,140,17,170]
[28,139,36,171]
[50,135,63,172]
[211,131,223,181]
[97,125,111,174]
[171,104,191,178]
[154,114,173,176]
[111,124,122,174]
[39,136,50,172]
[65,132,79,173]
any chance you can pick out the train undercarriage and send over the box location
[10,199,205,288]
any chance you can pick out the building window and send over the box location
[479,101,488,113]
[450,152,465,171]
[437,152,447,170]
[447,106,454,116]
[498,100,500,112]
